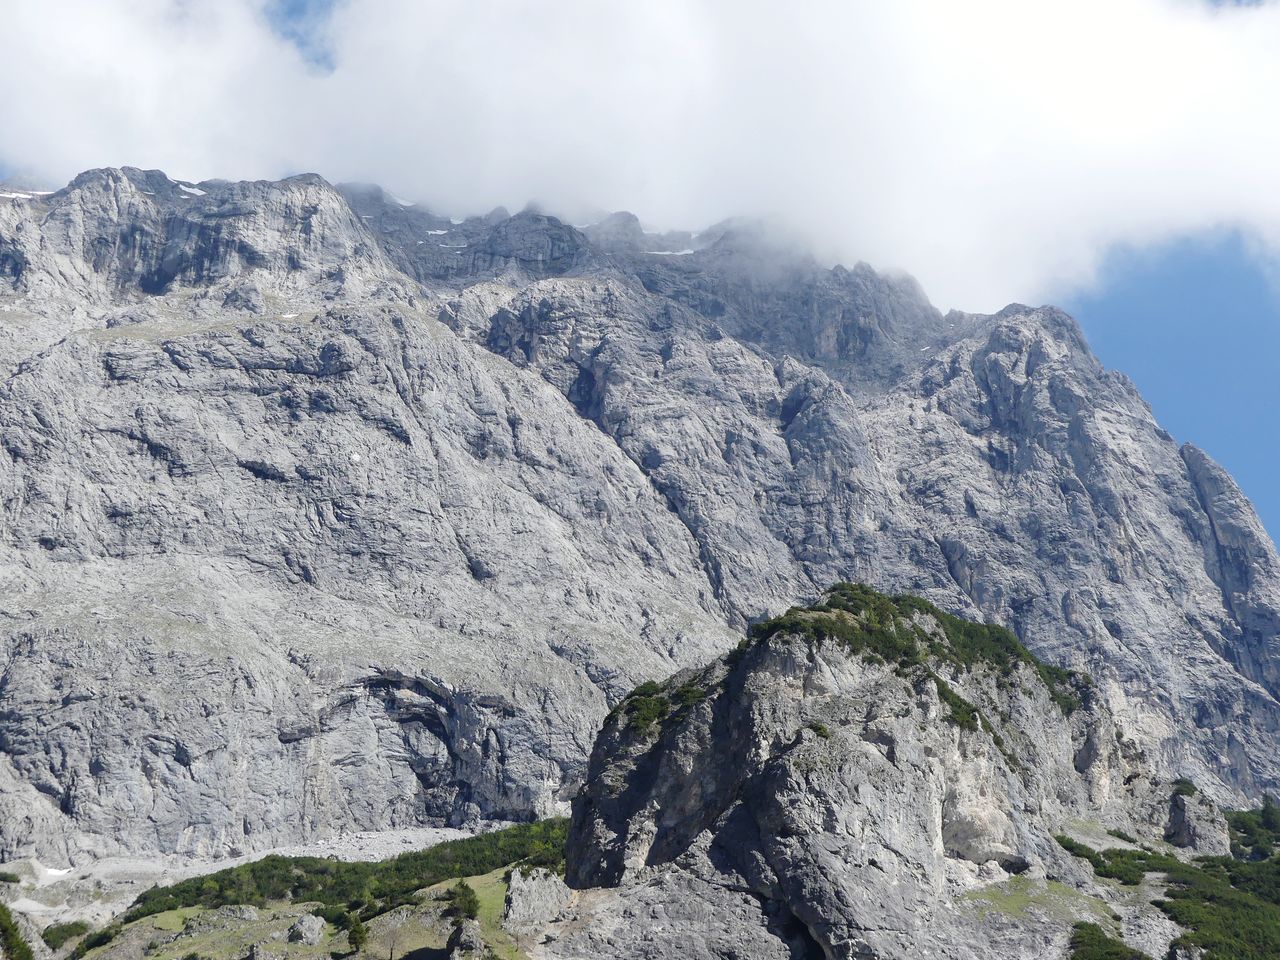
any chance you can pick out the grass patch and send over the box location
[469,869,521,960]
[426,869,522,960]
[42,920,91,950]
[148,907,204,933]
[1069,922,1146,959]
[962,876,1111,923]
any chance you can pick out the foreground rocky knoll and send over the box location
[554,584,1226,959]
[0,168,1277,863]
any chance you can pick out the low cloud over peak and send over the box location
[5,0,1280,310]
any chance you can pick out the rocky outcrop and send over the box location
[286,915,324,946]
[445,917,485,959]
[0,168,1277,865]
[557,586,1220,959]
[1164,790,1229,852]
[502,867,571,938]
[0,296,734,860]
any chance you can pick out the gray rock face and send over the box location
[0,168,1277,865]
[445,917,484,959]
[502,867,571,938]
[558,592,1212,959]
[286,914,324,946]
[1164,791,1229,852]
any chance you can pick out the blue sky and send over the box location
[1058,234,1279,541]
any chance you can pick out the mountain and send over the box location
[0,167,1277,865]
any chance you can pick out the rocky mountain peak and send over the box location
[1,166,402,313]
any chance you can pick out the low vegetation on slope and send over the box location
[1226,793,1280,859]
[748,582,1080,712]
[1058,800,1280,960]
[128,820,566,923]
[71,820,567,958]
[1068,922,1147,960]
[0,902,35,960]
[42,921,90,950]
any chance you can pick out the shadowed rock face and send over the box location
[0,169,1277,863]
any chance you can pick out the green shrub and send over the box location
[125,819,568,924]
[69,923,121,960]
[0,871,19,884]
[615,677,703,734]
[0,903,34,960]
[932,674,980,731]
[447,880,480,921]
[42,920,91,950]
[625,695,667,733]
[1068,922,1145,959]
[1056,834,1280,958]
[1172,778,1198,797]
[310,905,352,929]
[807,722,831,739]
[1106,829,1138,845]
[1228,795,1280,859]
[1265,794,1280,831]
[673,682,704,708]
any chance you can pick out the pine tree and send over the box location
[1261,793,1280,832]
[346,917,367,954]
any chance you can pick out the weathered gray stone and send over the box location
[1165,791,1230,853]
[286,914,324,946]
[502,867,571,937]
[445,917,484,959]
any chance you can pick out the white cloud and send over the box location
[3,0,1280,310]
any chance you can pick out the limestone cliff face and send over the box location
[558,587,1224,960]
[0,170,1276,863]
